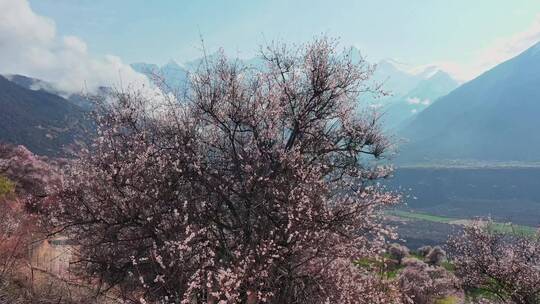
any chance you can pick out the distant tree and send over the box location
[417,245,432,257]
[389,243,410,265]
[448,220,540,304]
[424,246,446,266]
[49,38,403,303]
[398,258,460,304]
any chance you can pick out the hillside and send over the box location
[381,70,459,130]
[0,75,90,156]
[399,42,540,164]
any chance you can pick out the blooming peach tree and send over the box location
[0,143,61,212]
[51,38,402,303]
[397,257,461,304]
[448,220,540,304]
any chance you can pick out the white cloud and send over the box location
[407,97,421,104]
[369,103,384,109]
[406,97,430,106]
[0,0,156,95]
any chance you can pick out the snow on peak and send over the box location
[378,58,447,80]
[416,66,441,79]
[379,58,413,73]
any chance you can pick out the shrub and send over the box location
[0,175,14,198]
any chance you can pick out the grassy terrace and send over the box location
[397,161,540,169]
[389,210,538,236]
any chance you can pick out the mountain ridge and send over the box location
[398,41,540,164]
[0,75,90,156]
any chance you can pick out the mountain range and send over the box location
[132,50,460,131]
[369,59,459,130]
[131,60,189,93]
[1,42,539,164]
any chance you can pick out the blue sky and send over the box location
[28,1,540,69]
[2,0,540,92]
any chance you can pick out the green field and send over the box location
[390,210,455,223]
[389,210,537,236]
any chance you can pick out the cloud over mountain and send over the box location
[0,0,151,94]
[406,97,430,106]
